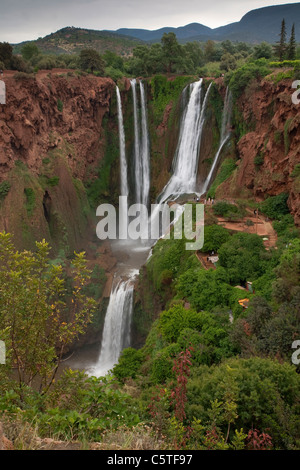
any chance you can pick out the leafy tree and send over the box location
[186,357,300,449]
[218,232,266,284]
[204,40,217,62]
[0,42,13,68]
[260,192,289,220]
[176,267,232,311]
[183,42,204,70]
[0,232,96,393]
[228,59,271,98]
[113,347,144,381]
[221,40,235,55]
[161,32,182,74]
[79,48,104,74]
[21,43,40,61]
[220,53,237,72]
[200,224,230,253]
[253,42,273,60]
[102,50,124,71]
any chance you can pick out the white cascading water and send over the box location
[130,78,150,208]
[116,86,129,238]
[90,277,134,377]
[90,81,151,376]
[157,79,212,203]
[149,79,212,240]
[201,87,232,195]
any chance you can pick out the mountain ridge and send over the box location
[114,3,300,43]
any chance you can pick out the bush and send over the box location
[113,348,144,382]
[57,99,63,112]
[254,153,264,167]
[24,187,35,215]
[0,181,11,200]
[228,59,271,98]
[212,201,242,219]
[47,176,60,187]
[260,193,289,220]
[200,225,230,253]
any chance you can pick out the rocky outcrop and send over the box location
[217,78,300,225]
[0,70,115,252]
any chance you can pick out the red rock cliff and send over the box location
[0,70,115,252]
[217,78,300,225]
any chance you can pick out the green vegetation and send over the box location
[260,192,289,220]
[107,209,300,450]
[150,74,195,123]
[207,158,236,199]
[0,233,96,392]
[24,187,36,216]
[227,59,271,98]
[0,181,11,200]
[57,98,63,112]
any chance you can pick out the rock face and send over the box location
[0,70,115,252]
[217,78,300,225]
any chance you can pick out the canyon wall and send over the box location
[1,72,299,256]
[216,77,300,225]
[0,70,115,254]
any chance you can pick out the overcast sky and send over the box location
[0,0,298,43]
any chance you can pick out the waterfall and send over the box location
[90,277,134,377]
[139,81,150,208]
[116,86,128,238]
[149,79,212,240]
[130,78,150,207]
[201,87,232,195]
[158,79,212,203]
[90,80,151,377]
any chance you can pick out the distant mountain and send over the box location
[211,3,300,43]
[13,26,143,56]
[115,3,300,44]
[115,23,212,43]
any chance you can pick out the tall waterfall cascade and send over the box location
[89,277,135,377]
[91,80,151,377]
[158,79,212,203]
[116,86,129,238]
[130,78,150,208]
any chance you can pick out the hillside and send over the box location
[13,26,143,56]
[115,22,212,43]
[212,3,300,43]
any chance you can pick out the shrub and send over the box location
[24,187,35,216]
[57,99,63,112]
[260,193,289,220]
[0,181,11,200]
[254,153,264,167]
[113,348,144,382]
[200,225,230,253]
[47,176,60,187]
[228,59,271,98]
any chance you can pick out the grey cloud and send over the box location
[0,0,297,43]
